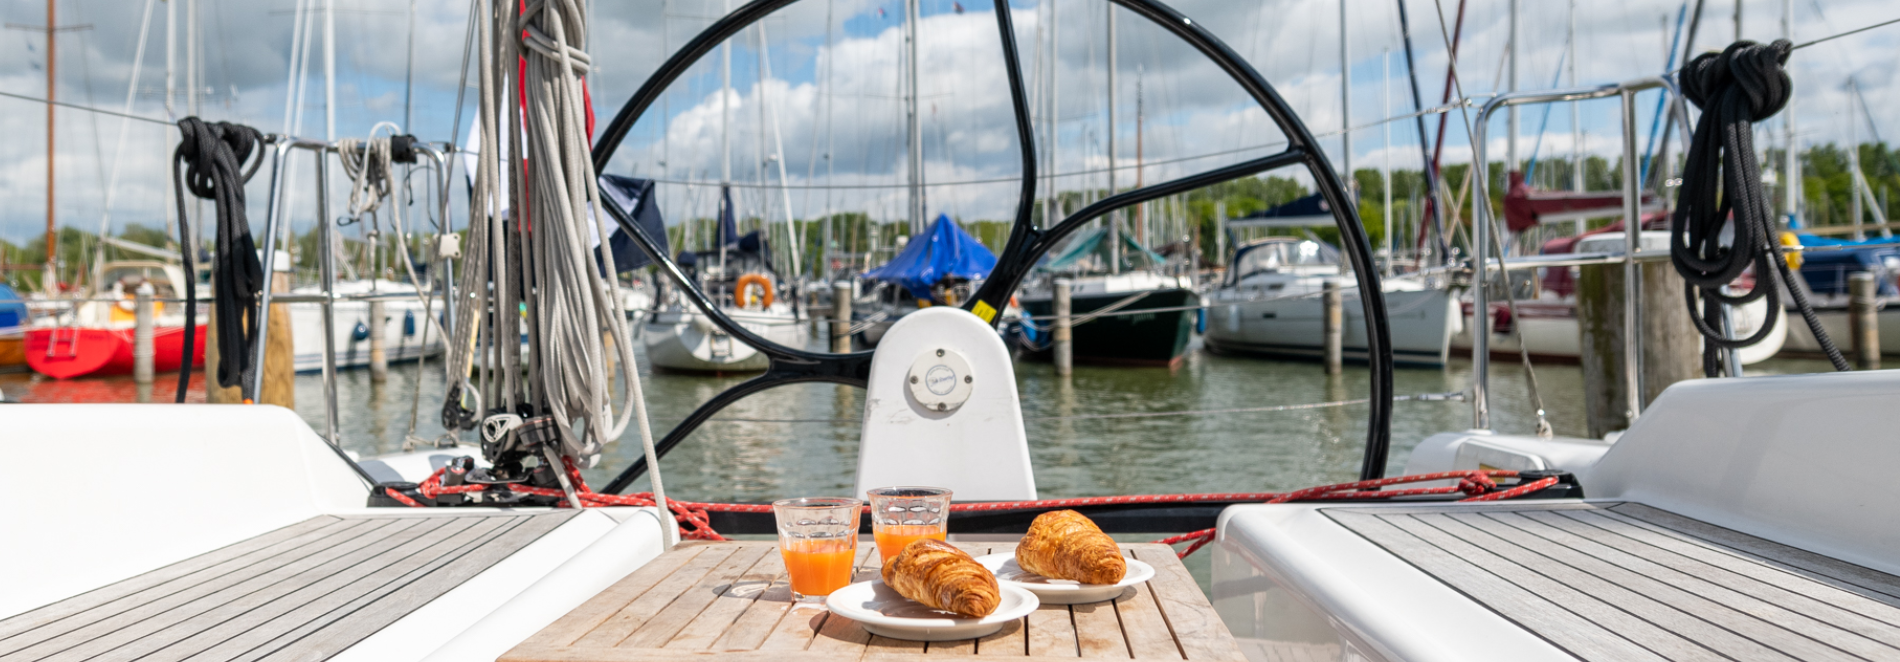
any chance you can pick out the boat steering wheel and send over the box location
[591,0,1394,493]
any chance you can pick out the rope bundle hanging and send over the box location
[170,117,267,401]
[442,0,672,531]
[1671,40,1848,374]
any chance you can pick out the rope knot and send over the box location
[1681,39,1793,122]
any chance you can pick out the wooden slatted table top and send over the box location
[501,540,1244,661]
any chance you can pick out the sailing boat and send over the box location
[853,213,996,346]
[641,187,800,372]
[1203,193,1463,365]
[1015,227,1198,365]
[23,258,207,379]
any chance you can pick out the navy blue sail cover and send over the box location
[597,173,671,272]
[862,213,998,300]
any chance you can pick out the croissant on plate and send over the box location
[882,538,1001,618]
[1015,510,1126,584]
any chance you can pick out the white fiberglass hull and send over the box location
[1452,295,1786,365]
[287,280,446,373]
[641,305,801,373]
[1204,283,1461,366]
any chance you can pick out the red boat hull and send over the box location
[25,326,207,379]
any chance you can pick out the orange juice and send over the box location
[873,525,948,562]
[780,538,857,597]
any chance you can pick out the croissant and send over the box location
[1015,510,1126,584]
[881,538,1001,618]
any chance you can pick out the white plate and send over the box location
[824,580,1039,641]
[973,553,1156,604]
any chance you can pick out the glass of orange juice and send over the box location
[772,497,862,601]
[867,486,953,564]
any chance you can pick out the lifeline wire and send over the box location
[170,118,267,401]
[1671,40,1849,373]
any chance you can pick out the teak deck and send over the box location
[1327,501,1900,662]
[502,541,1244,661]
[0,510,576,662]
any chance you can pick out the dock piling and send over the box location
[1850,271,1880,370]
[134,283,155,394]
[369,299,389,383]
[1323,279,1343,374]
[1054,278,1073,377]
[1577,261,1698,437]
[831,281,852,353]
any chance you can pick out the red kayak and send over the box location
[25,325,207,379]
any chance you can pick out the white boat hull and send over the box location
[1452,295,1786,365]
[287,280,446,373]
[641,305,802,372]
[1204,286,1462,366]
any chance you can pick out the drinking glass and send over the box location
[867,486,953,564]
[773,497,862,600]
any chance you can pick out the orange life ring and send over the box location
[735,273,775,309]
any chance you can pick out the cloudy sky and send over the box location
[0,0,1896,248]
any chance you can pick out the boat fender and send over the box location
[351,320,371,342]
[735,273,774,309]
[403,310,417,336]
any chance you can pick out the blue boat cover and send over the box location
[0,283,24,330]
[1794,235,1900,297]
[863,214,997,300]
[596,174,670,272]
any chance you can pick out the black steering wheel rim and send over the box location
[592,0,1393,493]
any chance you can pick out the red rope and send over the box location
[385,469,1558,556]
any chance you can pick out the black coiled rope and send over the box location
[171,117,268,401]
[1671,40,1849,374]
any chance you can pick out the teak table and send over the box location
[501,540,1245,661]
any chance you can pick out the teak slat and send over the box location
[620,544,775,649]
[506,540,1241,662]
[1608,504,1900,607]
[671,546,785,651]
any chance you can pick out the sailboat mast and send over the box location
[1105,3,1118,274]
[905,0,922,235]
[1048,0,1059,226]
[1382,48,1392,277]
[758,24,801,277]
[1782,0,1797,227]
[324,0,335,140]
[1569,0,1581,191]
[45,0,58,286]
[1340,0,1351,187]
[1850,91,1863,240]
[822,0,834,274]
[720,0,731,264]
[1506,0,1519,173]
[1134,66,1142,245]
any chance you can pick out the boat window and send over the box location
[100,265,178,299]
[1229,240,1339,284]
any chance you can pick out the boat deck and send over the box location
[0,510,576,662]
[1327,502,1900,661]
[502,540,1244,661]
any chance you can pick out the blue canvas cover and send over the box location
[1795,235,1900,297]
[863,214,997,300]
[0,283,24,330]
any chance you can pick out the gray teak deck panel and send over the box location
[502,540,1246,661]
[0,510,576,662]
[1325,502,1900,661]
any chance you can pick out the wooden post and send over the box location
[1323,279,1343,374]
[830,281,852,353]
[1577,261,1699,437]
[368,299,389,382]
[1850,271,1880,370]
[134,283,155,401]
[1054,278,1073,377]
[259,268,295,407]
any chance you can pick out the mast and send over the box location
[12,0,94,290]
[758,24,801,277]
[1105,2,1119,274]
[720,0,730,265]
[404,0,416,131]
[1506,0,1519,174]
[1382,48,1392,277]
[1782,0,1797,228]
[905,0,923,235]
[324,0,335,140]
[1569,0,1581,191]
[187,0,196,116]
[822,0,834,275]
[1850,91,1863,240]
[1049,0,1060,226]
[1393,0,1447,264]
[1340,0,1351,187]
[165,0,174,117]
[1135,66,1143,244]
